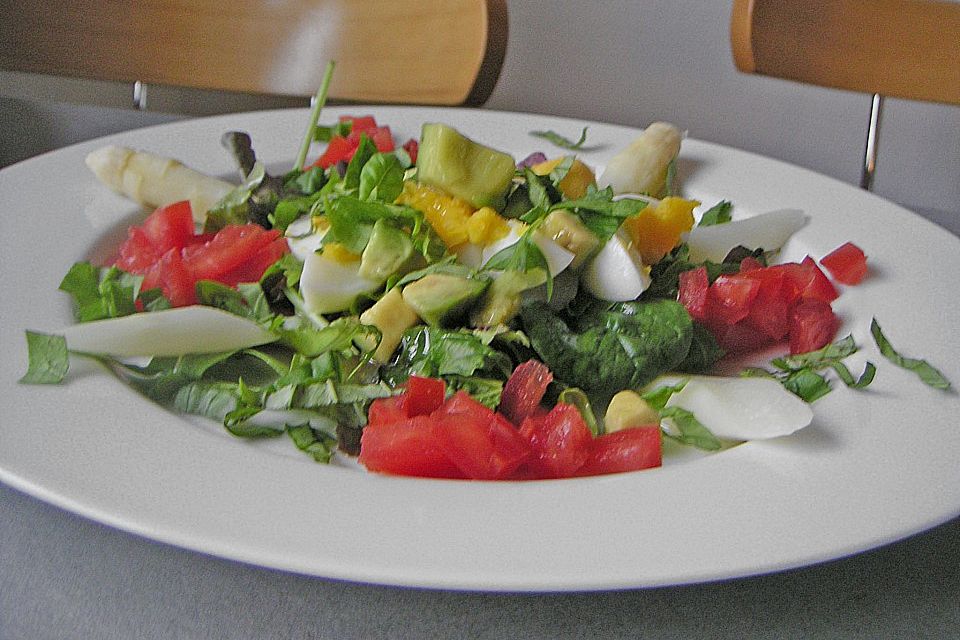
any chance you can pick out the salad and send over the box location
[20,104,951,481]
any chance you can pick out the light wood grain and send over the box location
[0,0,508,107]
[731,0,960,105]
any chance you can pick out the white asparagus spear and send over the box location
[61,306,277,357]
[85,145,235,223]
[598,122,683,197]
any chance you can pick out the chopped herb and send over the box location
[870,319,951,390]
[698,200,733,227]
[744,334,876,402]
[530,126,589,150]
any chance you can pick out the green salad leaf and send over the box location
[20,332,70,384]
[59,263,143,322]
[520,298,716,402]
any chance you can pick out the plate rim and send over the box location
[2,105,959,592]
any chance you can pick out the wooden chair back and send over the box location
[730,0,960,189]
[730,0,960,106]
[0,0,508,109]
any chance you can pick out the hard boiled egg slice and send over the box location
[581,227,651,301]
[665,375,813,440]
[300,251,381,315]
[481,220,574,276]
[285,215,327,262]
[452,241,484,269]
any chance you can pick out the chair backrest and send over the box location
[730,0,960,190]
[0,0,508,109]
[730,0,960,106]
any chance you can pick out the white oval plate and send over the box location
[1,107,958,592]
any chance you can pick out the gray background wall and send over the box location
[2,0,958,223]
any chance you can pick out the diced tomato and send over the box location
[432,390,494,420]
[216,236,290,286]
[576,426,662,476]
[678,266,709,321]
[402,138,418,164]
[399,376,447,417]
[707,273,761,325]
[433,412,530,480]
[518,403,594,479]
[113,202,289,307]
[314,135,356,169]
[311,115,396,169]
[367,396,408,426]
[140,200,196,253]
[182,225,281,281]
[820,242,868,285]
[115,226,161,273]
[358,416,463,479]
[340,114,377,133]
[143,248,196,307]
[741,267,790,340]
[745,289,790,341]
[499,360,553,425]
[359,126,395,153]
[709,320,773,354]
[789,299,839,354]
[799,256,840,302]
[739,256,765,272]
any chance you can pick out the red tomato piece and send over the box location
[183,225,279,281]
[678,266,710,321]
[402,138,419,164]
[140,200,196,253]
[518,403,594,479]
[358,416,463,479]
[142,248,196,307]
[789,299,839,354]
[576,426,662,476]
[741,267,790,340]
[707,273,761,325]
[340,114,378,133]
[739,256,765,272]
[709,320,774,354]
[433,412,530,480]
[367,396,408,426]
[820,242,868,285]
[400,376,447,417]
[799,256,840,302]
[367,126,395,153]
[313,135,357,169]
[115,226,161,273]
[311,121,395,168]
[216,236,289,286]
[499,360,553,425]
[433,389,495,418]
[745,290,791,341]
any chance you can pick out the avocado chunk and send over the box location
[416,123,516,210]
[358,219,423,283]
[541,209,600,270]
[470,269,547,328]
[359,287,422,362]
[603,390,660,433]
[401,273,489,327]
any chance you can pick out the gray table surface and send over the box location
[3,207,958,640]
